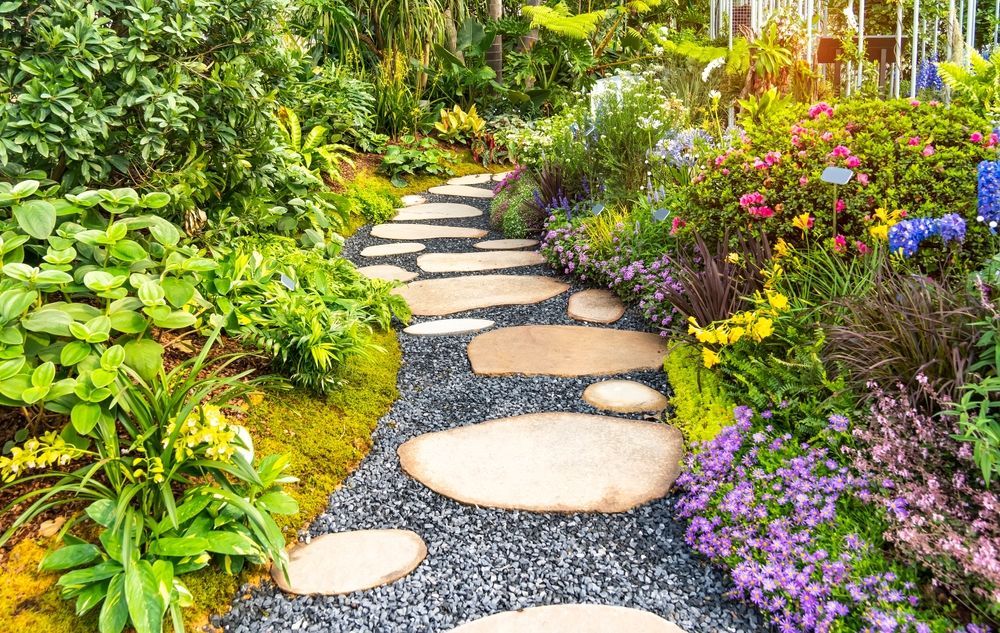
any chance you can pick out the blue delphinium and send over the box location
[978,160,1000,234]
[888,214,967,257]
[915,56,943,93]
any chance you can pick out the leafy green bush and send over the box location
[489,170,536,236]
[379,136,455,188]
[0,331,296,633]
[344,186,400,225]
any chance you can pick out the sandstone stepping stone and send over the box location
[567,288,626,324]
[400,194,427,206]
[403,318,495,337]
[398,412,684,513]
[271,529,426,596]
[492,171,512,182]
[393,202,482,222]
[394,275,568,316]
[428,184,494,199]
[356,264,418,283]
[450,605,687,633]
[583,380,668,414]
[474,239,539,250]
[417,250,545,273]
[468,325,667,376]
[448,173,493,185]
[360,242,426,257]
[371,223,487,240]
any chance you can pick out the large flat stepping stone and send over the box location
[448,173,493,185]
[428,184,494,199]
[371,223,487,240]
[360,242,426,257]
[272,529,426,596]
[474,239,539,250]
[583,380,668,414]
[398,412,684,513]
[393,202,482,222]
[403,318,495,337]
[400,194,427,206]
[492,171,512,182]
[567,288,626,324]
[357,264,418,283]
[394,275,568,316]
[450,605,687,632]
[468,325,667,376]
[417,250,545,273]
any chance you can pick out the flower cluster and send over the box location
[687,291,788,367]
[887,213,967,257]
[977,160,1000,233]
[915,57,943,92]
[0,431,85,482]
[493,164,525,195]
[165,404,241,462]
[739,191,774,219]
[653,128,713,169]
[808,102,834,119]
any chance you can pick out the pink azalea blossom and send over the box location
[833,234,847,252]
[808,102,834,119]
[721,168,730,175]
[845,155,861,168]
[907,136,921,146]
[989,133,999,148]
[922,145,935,157]
[799,176,809,186]
[858,173,870,185]
[821,131,834,142]
[764,151,781,166]
[909,99,921,107]
[748,205,774,219]
[836,199,846,212]
[670,216,686,235]
[829,145,852,158]
[971,132,984,143]
[856,240,871,254]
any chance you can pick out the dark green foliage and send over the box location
[379,136,455,188]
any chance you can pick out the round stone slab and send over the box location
[393,202,482,222]
[400,194,427,206]
[403,318,495,337]
[474,239,539,250]
[428,184,495,199]
[583,380,668,414]
[468,325,667,376]
[450,605,687,633]
[492,171,512,182]
[271,529,427,596]
[417,250,545,273]
[567,288,626,324]
[372,223,487,240]
[360,242,426,258]
[393,275,569,316]
[448,173,493,185]
[356,264,418,283]
[398,412,684,513]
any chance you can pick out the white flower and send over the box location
[701,56,726,82]
[709,90,722,100]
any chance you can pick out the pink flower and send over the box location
[829,145,852,158]
[836,199,846,212]
[833,234,847,252]
[909,99,920,107]
[808,102,834,119]
[739,192,766,207]
[721,168,730,175]
[752,158,767,169]
[799,176,809,186]
[989,133,999,148]
[907,136,921,146]
[855,240,871,254]
[845,155,861,168]
[798,150,808,159]
[971,132,984,143]
[748,205,774,219]
[670,216,686,235]
[791,135,801,146]
[764,151,782,166]
[929,99,941,106]
[821,131,834,142]
[858,173,870,185]
[922,145,935,157]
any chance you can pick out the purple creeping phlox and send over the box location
[676,406,987,633]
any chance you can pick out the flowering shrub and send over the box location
[849,383,1000,621]
[678,406,979,632]
[683,100,997,265]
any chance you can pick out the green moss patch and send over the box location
[663,343,734,445]
[359,149,506,197]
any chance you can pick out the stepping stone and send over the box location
[371,223,487,240]
[492,171,512,182]
[474,239,539,250]
[403,318,495,337]
[400,194,427,206]
[398,412,684,513]
[271,529,426,596]
[428,184,494,199]
[393,202,482,222]
[357,264,418,283]
[360,242,426,258]
[448,173,493,185]
[468,325,667,376]
[583,380,668,414]
[394,275,569,316]
[417,251,545,273]
[567,288,626,324]
[450,605,687,633]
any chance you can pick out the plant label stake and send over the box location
[591,203,605,216]
[280,273,296,291]
[821,166,853,237]
[652,208,671,222]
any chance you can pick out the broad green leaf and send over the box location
[101,345,125,370]
[10,179,39,197]
[13,199,57,239]
[150,310,195,329]
[71,402,103,434]
[123,339,163,382]
[147,537,210,558]
[22,308,73,336]
[110,240,146,262]
[110,310,148,334]
[0,288,37,322]
[202,531,260,556]
[40,543,102,571]
[74,581,107,616]
[141,192,171,209]
[31,361,55,388]
[89,368,118,389]
[59,561,123,589]
[61,340,93,366]
[99,573,128,633]
[257,491,298,515]
[125,559,165,633]
[161,278,194,308]
[86,500,116,528]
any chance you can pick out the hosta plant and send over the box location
[0,329,297,633]
[434,104,486,145]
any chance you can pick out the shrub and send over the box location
[379,136,455,188]
[344,186,400,225]
[489,168,537,236]
[663,343,734,443]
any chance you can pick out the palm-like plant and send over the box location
[938,51,1000,121]
[275,107,355,183]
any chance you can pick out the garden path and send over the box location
[216,177,766,633]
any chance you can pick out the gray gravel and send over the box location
[216,184,768,633]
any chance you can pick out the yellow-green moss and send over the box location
[664,343,734,444]
[358,149,506,197]
[0,329,402,633]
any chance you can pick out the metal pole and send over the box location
[728,0,734,50]
[894,0,903,97]
[967,0,977,59]
[806,0,815,65]
[858,0,866,88]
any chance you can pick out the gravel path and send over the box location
[216,183,768,633]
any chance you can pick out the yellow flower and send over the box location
[751,317,774,341]
[792,213,813,234]
[702,347,721,368]
[248,391,265,407]
[728,326,746,344]
[767,292,789,311]
[869,224,889,241]
[774,238,790,258]
[726,252,741,264]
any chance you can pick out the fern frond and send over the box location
[522,2,607,39]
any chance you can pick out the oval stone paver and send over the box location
[474,239,539,250]
[360,242,426,258]
[567,288,626,324]
[428,184,495,199]
[400,194,427,206]
[398,412,684,513]
[583,380,668,414]
[272,529,427,596]
[372,223,488,240]
[417,250,545,273]
[448,173,494,185]
[403,318,495,337]
[356,264,418,283]
[394,275,569,316]
[468,325,667,376]
[393,202,482,222]
[492,171,512,182]
[450,605,688,633]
